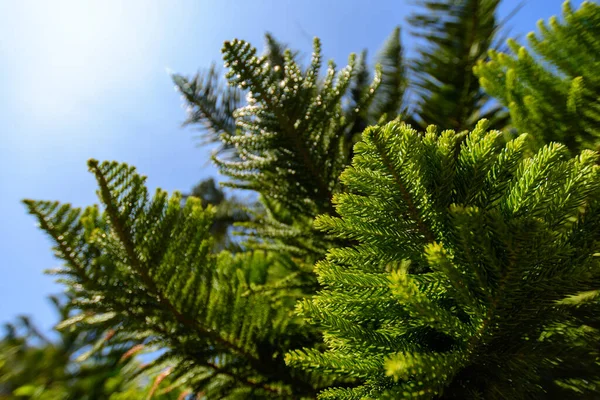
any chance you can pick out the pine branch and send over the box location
[89,160,260,364]
[371,127,435,243]
[215,36,381,257]
[172,64,241,156]
[25,160,322,398]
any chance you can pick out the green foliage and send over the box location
[475,0,600,153]
[22,1,600,399]
[23,160,330,399]
[372,27,408,124]
[172,3,513,259]
[172,64,241,153]
[172,1,511,265]
[214,38,380,258]
[217,38,376,213]
[344,27,407,153]
[286,120,600,398]
[410,0,509,131]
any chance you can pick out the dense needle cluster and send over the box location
[287,120,600,398]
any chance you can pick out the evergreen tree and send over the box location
[22,0,600,398]
[25,31,386,400]
[475,0,600,153]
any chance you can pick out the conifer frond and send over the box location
[410,0,509,131]
[216,37,382,257]
[372,26,407,123]
[343,49,371,156]
[23,160,322,399]
[475,0,600,153]
[172,64,242,155]
[287,121,600,398]
[344,28,407,151]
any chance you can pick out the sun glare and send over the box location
[6,0,162,119]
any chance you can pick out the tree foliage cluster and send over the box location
[8,0,600,398]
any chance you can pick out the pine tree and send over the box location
[22,1,600,399]
[474,0,600,153]
[26,31,386,400]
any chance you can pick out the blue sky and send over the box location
[0,0,578,333]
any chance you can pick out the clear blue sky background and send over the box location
[0,0,580,334]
